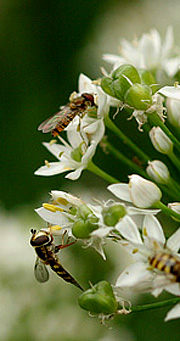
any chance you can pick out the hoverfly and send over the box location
[38,93,96,136]
[149,251,180,283]
[30,228,83,290]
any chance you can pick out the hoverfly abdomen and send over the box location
[49,259,83,291]
[149,252,180,283]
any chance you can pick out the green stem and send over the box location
[168,178,180,201]
[129,297,180,313]
[153,201,180,221]
[104,115,150,163]
[87,161,119,184]
[105,140,179,201]
[168,150,180,172]
[148,112,180,153]
[105,140,147,177]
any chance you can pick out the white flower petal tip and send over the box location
[165,304,180,322]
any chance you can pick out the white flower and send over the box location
[103,27,180,80]
[115,214,180,320]
[146,160,170,184]
[108,175,162,209]
[35,118,105,180]
[166,97,180,128]
[149,126,173,155]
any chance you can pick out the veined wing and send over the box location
[38,106,77,133]
[34,257,50,283]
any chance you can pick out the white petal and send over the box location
[161,26,174,59]
[91,227,112,238]
[116,216,142,244]
[116,262,153,291]
[165,283,180,296]
[42,142,68,159]
[165,304,180,321]
[34,162,73,176]
[78,73,96,94]
[142,215,165,245]
[166,227,180,252]
[51,191,83,207]
[127,207,161,215]
[65,167,84,180]
[102,53,124,65]
[67,129,83,149]
[140,29,161,69]
[151,288,163,297]
[35,207,70,226]
[107,183,131,202]
[158,86,180,100]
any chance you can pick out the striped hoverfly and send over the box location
[38,92,96,136]
[30,228,83,290]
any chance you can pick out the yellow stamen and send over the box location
[43,203,64,213]
[56,198,69,206]
[143,227,148,236]
[132,248,139,254]
[50,225,62,231]
[50,139,57,145]
[45,160,50,167]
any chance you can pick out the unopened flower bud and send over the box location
[102,204,126,226]
[149,127,173,155]
[166,98,180,128]
[72,217,98,239]
[146,160,170,184]
[100,77,115,97]
[78,280,118,314]
[112,64,141,101]
[125,84,152,110]
[128,174,162,208]
[168,202,180,221]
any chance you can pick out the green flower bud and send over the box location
[125,83,152,110]
[101,77,115,97]
[72,217,98,239]
[77,204,93,219]
[102,204,126,226]
[78,280,118,314]
[139,69,158,94]
[112,64,141,101]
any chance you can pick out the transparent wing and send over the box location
[34,257,49,283]
[38,106,71,133]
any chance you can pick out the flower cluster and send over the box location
[31,27,180,322]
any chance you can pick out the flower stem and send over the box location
[87,161,119,183]
[148,112,180,153]
[153,201,180,221]
[168,150,180,172]
[104,140,147,177]
[129,297,180,313]
[104,115,150,163]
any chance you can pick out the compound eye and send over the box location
[30,234,50,247]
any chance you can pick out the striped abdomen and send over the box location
[49,258,83,291]
[149,252,180,282]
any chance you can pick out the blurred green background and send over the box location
[2,0,180,340]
